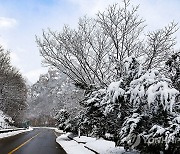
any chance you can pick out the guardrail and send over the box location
[0,128,26,133]
[0,122,27,133]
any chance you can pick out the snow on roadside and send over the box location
[56,133,94,154]
[54,128,64,133]
[56,133,126,154]
[32,127,64,134]
[85,138,124,154]
[74,136,96,143]
[0,127,33,139]
[32,126,56,129]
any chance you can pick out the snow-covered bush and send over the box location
[79,57,142,141]
[79,89,106,137]
[119,113,142,142]
[80,56,180,153]
[165,52,180,113]
[54,109,70,130]
[128,69,179,113]
[123,56,143,84]
[118,61,179,153]
[165,52,180,91]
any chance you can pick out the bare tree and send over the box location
[37,0,145,90]
[37,18,113,90]
[145,22,178,70]
[96,1,145,77]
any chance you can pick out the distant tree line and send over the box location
[0,46,27,123]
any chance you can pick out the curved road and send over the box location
[0,128,66,154]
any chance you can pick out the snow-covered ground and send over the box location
[0,127,33,139]
[56,132,126,154]
[56,133,94,154]
[85,138,124,154]
[54,128,64,133]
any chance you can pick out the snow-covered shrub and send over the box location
[78,55,180,153]
[79,89,106,137]
[79,56,143,141]
[165,52,180,113]
[102,80,125,116]
[165,52,180,91]
[118,66,179,153]
[100,80,127,142]
[128,69,179,113]
[118,113,143,146]
[137,115,180,154]
[54,109,70,130]
[124,56,143,79]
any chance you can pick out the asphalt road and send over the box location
[0,128,66,154]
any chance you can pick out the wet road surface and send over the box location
[0,128,66,154]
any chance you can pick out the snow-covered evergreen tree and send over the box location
[118,58,179,153]
[165,51,179,88]
[54,109,70,130]
[80,56,180,153]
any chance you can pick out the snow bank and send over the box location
[56,133,94,154]
[0,127,33,139]
[74,136,96,143]
[56,133,126,154]
[54,128,64,133]
[85,138,117,154]
[33,126,58,130]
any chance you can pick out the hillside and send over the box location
[26,68,83,126]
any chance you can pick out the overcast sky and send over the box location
[0,0,179,84]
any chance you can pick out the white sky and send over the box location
[0,0,179,84]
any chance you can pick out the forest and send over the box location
[0,0,179,153]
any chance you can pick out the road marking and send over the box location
[8,132,40,154]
